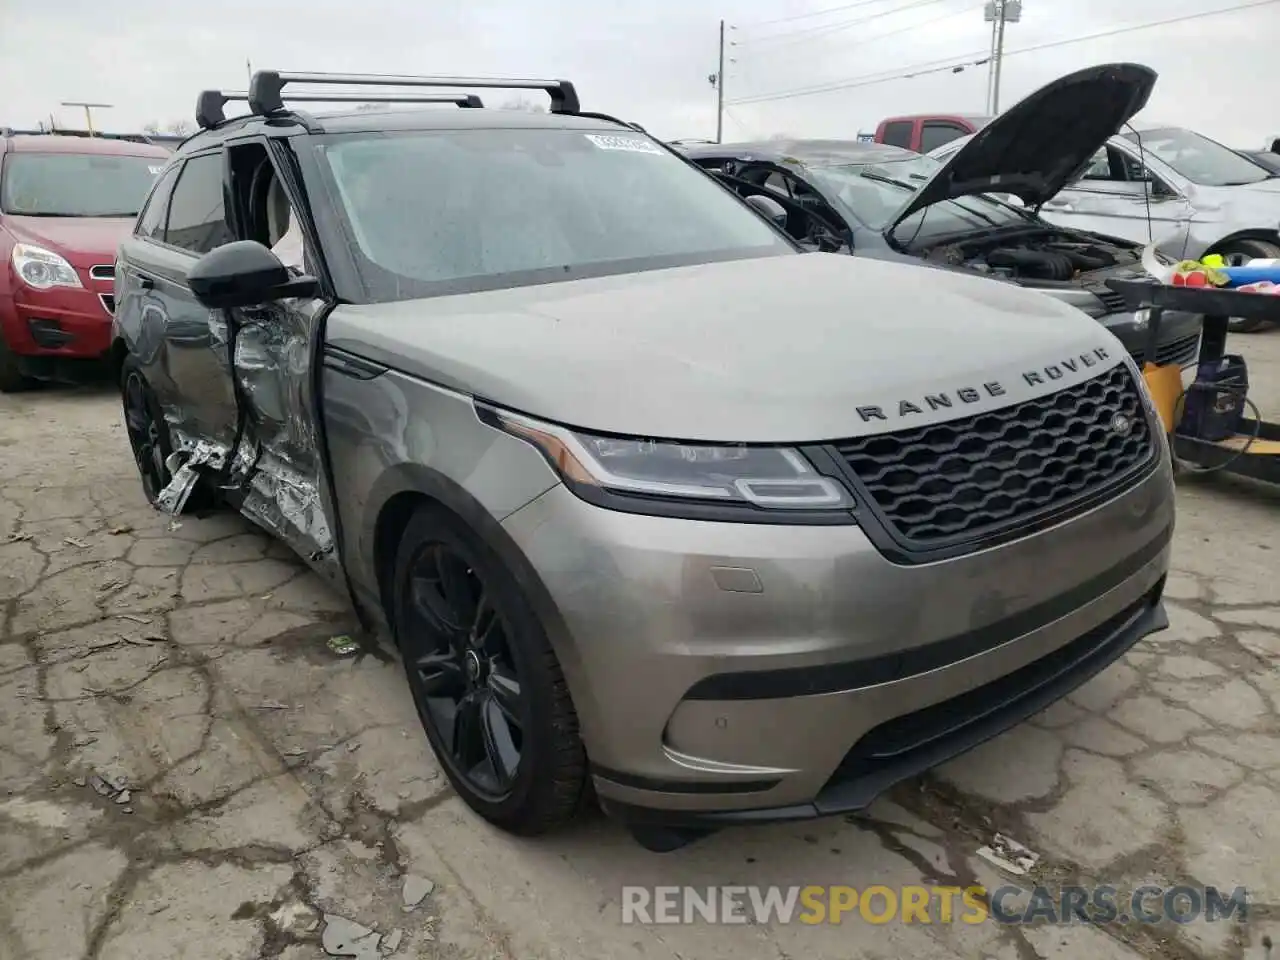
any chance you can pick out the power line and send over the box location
[742,2,982,64]
[742,0,977,62]
[736,0,953,47]
[727,0,1280,106]
[727,50,987,105]
[741,0,918,29]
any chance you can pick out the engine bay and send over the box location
[921,229,1143,284]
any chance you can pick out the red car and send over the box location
[0,133,170,391]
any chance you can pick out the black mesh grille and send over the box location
[1131,332,1199,369]
[830,364,1154,547]
[98,293,115,315]
[1094,288,1129,314]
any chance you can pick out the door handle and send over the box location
[137,274,155,290]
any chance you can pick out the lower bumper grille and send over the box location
[821,581,1163,802]
[1131,332,1200,368]
[828,363,1155,549]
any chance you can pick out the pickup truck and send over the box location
[865,113,991,153]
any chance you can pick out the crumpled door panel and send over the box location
[155,297,344,586]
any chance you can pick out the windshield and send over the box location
[806,154,1027,240]
[0,153,164,217]
[311,128,793,300]
[1121,128,1271,186]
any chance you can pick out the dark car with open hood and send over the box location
[680,63,1202,373]
[0,132,169,390]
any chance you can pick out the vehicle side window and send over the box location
[164,153,235,256]
[135,166,179,241]
[1079,148,1114,180]
[880,121,914,149]
[919,122,965,154]
[763,171,793,198]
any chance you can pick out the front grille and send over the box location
[829,364,1154,547]
[98,293,115,315]
[1131,332,1199,369]
[1094,287,1129,313]
[89,264,114,282]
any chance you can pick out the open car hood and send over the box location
[885,62,1157,235]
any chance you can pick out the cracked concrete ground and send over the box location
[2,332,1280,960]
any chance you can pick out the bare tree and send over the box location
[500,97,546,113]
[143,120,193,136]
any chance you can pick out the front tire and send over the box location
[1219,239,1280,333]
[0,328,36,393]
[391,504,588,835]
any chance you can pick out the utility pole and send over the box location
[61,101,112,136]
[715,19,726,144]
[985,8,1000,113]
[982,1,1021,115]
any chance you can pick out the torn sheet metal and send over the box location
[239,444,335,563]
[229,302,340,580]
[155,441,225,515]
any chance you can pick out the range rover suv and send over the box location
[111,69,1175,850]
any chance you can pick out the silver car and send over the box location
[931,123,1280,331]
[111,70,1175,851]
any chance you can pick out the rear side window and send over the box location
[164,154,235,255]
[880,121,914,149]
[135,166,179,241]
[919,122,965,154]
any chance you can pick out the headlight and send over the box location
[11,243,83,290]
[482,406,856,520]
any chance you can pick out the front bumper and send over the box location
[1,283,113,360]
[500,453,1174,825]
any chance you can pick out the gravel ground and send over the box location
[2,328,1280,960]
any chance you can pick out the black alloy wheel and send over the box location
[121,364,171,504]
[391,505,588,834]
[403,541,525,799]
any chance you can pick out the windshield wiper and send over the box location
[859,172,918,191]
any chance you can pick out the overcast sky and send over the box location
[2,0,1276,147]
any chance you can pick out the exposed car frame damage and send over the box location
[151,296,340,578]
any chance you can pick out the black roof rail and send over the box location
[245,70,579,118]
[196,87,486,130]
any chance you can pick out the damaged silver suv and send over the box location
[111,70,1175,852]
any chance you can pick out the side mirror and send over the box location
[188,240,319,309]
[745,193,787,227]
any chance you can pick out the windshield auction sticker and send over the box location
[584,134,664,155]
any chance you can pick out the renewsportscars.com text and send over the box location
[620,885,1249,926]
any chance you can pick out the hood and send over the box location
[2,215,135,268]
[887,62,1157,235]
[326,253,1125,443]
